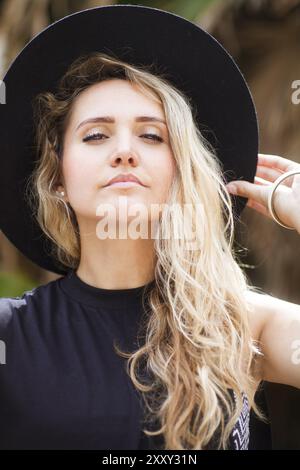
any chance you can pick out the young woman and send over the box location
[0,5,299,451]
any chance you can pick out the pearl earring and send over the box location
[56,190,65,197]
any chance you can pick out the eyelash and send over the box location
[82,132,164,143]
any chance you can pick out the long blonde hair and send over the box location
[26,51,266,449]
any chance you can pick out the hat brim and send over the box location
[0,4,258,275]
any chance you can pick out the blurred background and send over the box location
[0,0,300,449]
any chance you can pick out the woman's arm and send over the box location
[246,290,300,390]
[226,152,300,388]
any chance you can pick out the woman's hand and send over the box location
[226,153,300,234]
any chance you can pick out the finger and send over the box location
[227,179,268,206]
[258,155,300,189]
[256,165,290,186]
[254,176,272,185]
[258,153,300,173]
[227,176,271,190]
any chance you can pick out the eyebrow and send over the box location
[75,115,167,131]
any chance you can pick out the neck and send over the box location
[76,235,156,290]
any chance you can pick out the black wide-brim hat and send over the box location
[0,4,259,276]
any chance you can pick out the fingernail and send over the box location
[227,184,237,194]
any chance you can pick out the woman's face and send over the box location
[60,78,175,236]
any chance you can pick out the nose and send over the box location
[110,150,139,167]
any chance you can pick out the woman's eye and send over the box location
[82,132,106,142]
[82,132,164,143]
[141,133,164,142]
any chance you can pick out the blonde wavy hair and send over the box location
[26,51,267,450]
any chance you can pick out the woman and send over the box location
[0,5,299,450]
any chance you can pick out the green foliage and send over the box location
[0,270,37,298]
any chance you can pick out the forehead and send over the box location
[69,79,165,126]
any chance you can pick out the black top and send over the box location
[0,269,250,450]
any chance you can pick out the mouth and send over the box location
[104,181,145,188]
[104,172,147,188]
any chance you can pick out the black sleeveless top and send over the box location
[0,269,250,450]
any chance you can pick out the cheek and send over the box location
[151,153,175,201]
[63,153,98,192]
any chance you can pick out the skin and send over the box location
[226,153,300,234]
[57,78,176,289]
[227,153,300,389]
[57,82,300,390]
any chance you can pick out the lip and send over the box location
[105,181,144,188]
[104,173,146,187]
